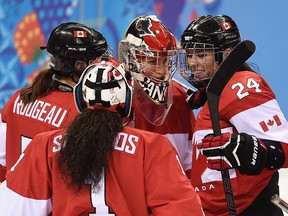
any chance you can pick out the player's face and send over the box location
[187,49,217,80]
[140,56,169,81]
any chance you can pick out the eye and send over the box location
[147,59,156,65]
[197,53,206,58]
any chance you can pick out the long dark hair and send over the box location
[240,62,260,74]
[20,69,55,104]
[57,109,123,192]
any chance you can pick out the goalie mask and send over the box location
[179,15,241,89]
[41,22,109,78]
[74,56,133,118]
[118,15,177,125]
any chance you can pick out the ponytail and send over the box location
[20,69,54,104]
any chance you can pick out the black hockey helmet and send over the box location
[41,22,109,77]
[180,15,240,50]
[179,15,241,89]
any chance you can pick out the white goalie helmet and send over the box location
[74,55,133,117]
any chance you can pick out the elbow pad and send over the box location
[261,139,285,170]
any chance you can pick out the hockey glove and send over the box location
[197,132,267,175]
[186,88,207,110]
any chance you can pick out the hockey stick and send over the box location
[271,194,288,214]
[206,40,256,215]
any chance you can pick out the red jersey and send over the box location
[191,71,288,216]
[0,89,78,181]
[133,81,195,175]
[0,127,204,216]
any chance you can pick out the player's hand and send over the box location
[186,88,207,110]
[197,132,267,175]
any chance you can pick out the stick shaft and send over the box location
[206,40,256,216]
[271,194,288,213]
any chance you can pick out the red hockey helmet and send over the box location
[118,15,177,125]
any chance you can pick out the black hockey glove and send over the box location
[197,132,268,175]
[186,88,207,110]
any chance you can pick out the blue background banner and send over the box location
[0,0,287,118]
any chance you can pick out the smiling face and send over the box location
[179,44,221,89]
[186,48,218,81]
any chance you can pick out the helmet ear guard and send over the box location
[74,56,133,118]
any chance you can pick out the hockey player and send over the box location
[0,56,204,215]
[118,15,196,177]
[0,22,109,182]
[179,14,288,216]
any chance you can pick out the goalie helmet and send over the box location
[41,22,108,77]
[74,56,133,117]
[179,15,241,89]
[118,15,177,125]
[118,15,177,101]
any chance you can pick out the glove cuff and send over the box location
[238,133,267,175]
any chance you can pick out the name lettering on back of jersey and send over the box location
[114,132,138,155]
[53,135,63,152]
[12,95,68,127]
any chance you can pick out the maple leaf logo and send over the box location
[267,119,274,127]
[259,115,282,132]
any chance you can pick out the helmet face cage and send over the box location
[131,47,178,84]
[179,43,219,89]
[74,56,133,118]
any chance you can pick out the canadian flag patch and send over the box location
[74,31,87,38]
[259,115,282,132]
[221,22,232,30]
